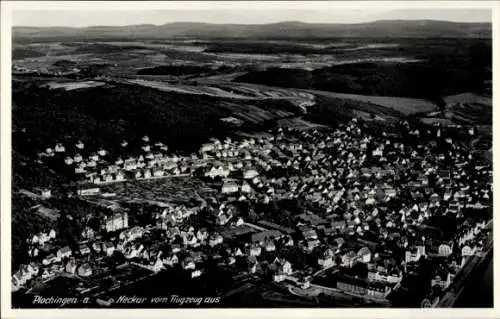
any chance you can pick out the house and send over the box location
[206,166,230,179]
[183,233,198,247]
[57,246,72,260]
[244,169,259,179]
[357,247,372,264]
[305,239,320,251]
[249,245,262,257]
[171,244,181,255]
[200,143,215,153]
[264,240,276,252]
[241,182,252,193]
[102,242,116,256]
[461,245,475,257]
[124,243,143,259]
[222,181,239,194]
[77,186,100,196]
[235,217,244,226]
[208,233,224,247]
[233,247,244,257]
[191,269,203,278]
[77,263,92,277]
[405,247,422,263]
[64,156,74,165]
[366,282,392,299]
[48,229,56,239]
[54,143,65,153]
[438,244,453,257]
[11,272,25,291]
[216,213,231,226]
[271,259,292,281]
[91,241,102,253]
[103,211,129,233]
[431,267,452,290]
[273,271,287,282]
[163,254,179,267]
[41,268,55,280]
[301,227,318,240]
[341,251,358,268]
[79,244,91,256]
[182,257,196,270]
[372,148,384,157]
[368,266,401,284]
[81,226,95,240]
[318,249,335,268]
[196,229,209,242]
[227,256,236,265]
[36,187,52,200]
[283,235,294,247]
[247,256,259,274]
[66,259,78,274]
[153,168,164,177]
[150,258,164,272]
[42,254,59,266]
[141,249,151,261]
[28,247,39,257]
[124,158,138,170]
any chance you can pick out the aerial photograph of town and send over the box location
[7,3,493,310]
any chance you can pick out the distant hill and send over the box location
[13,20,491,40]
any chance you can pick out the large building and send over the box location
[103,211,129,233]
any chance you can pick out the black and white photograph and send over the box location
[0,0,497,316]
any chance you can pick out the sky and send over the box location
[12,7,492,27]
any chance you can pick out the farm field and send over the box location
[45,80,105,91]
[309,90,437,115]
[125,79,262,100]
[443,93,492,107]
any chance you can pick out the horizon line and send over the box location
[12,18,493,29]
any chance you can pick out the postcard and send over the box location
[1,1,498,318]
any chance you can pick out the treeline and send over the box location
[205,42,349,55]
[11,196,53,269]
[12,82,233,155]
[12,81,303,158]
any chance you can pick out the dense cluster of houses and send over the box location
[37,136,194,193]
[22,116,492,303]
[190,118,492,299]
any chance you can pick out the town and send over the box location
[12,114,492,308]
